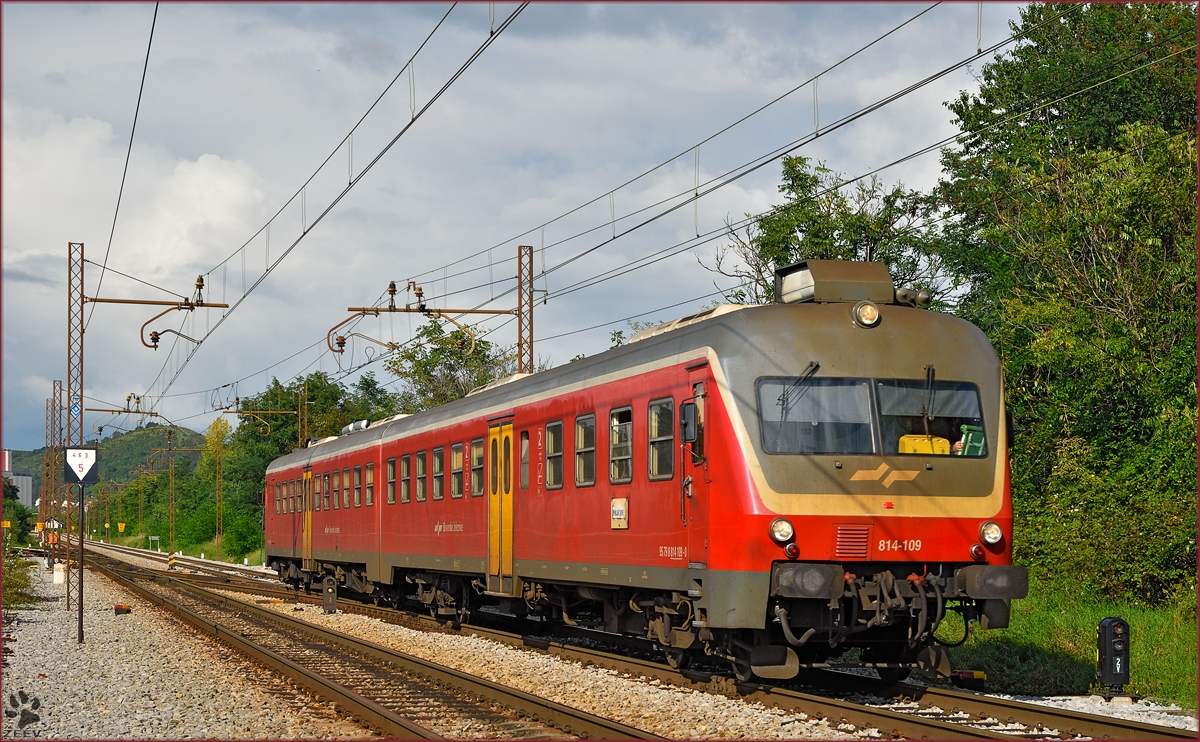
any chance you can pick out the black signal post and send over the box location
[64,447,99,643]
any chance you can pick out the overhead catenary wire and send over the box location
[142,10,1179,417]
[140,3,527,405]
[87,1,160,330]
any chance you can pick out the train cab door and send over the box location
[301,468,315,572]
[486,419,518,595]
[682,370,711,568]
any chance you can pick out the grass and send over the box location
[100,533,267,567]
[939,578,1197,708]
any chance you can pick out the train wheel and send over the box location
[665,649,692,671]
[731,660,754,683]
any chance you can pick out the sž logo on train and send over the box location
[1096,617,1130,690]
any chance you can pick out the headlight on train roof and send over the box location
[980,521,1003,544]
[852,300,880,327]
[769,518,795,543]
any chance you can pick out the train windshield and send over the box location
[757,376,988,457]
[757,378,874,454]
[876,380,987,457]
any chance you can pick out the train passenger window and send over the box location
[323,472,331,510]
[332,469,340,509]
[451,443,464,498]
[289,479,296,514]
[274,483,281,514]
[386,458,396,504]
[519,431,529,490]
[365,463,374,506]
[415,451,427,501]
[313,474,322,511]
[545,422,563,489]
[353,465,362,507]
[609,407,633,484]
[470,439,484,496]
[400,455,411,503]
[432,447,445,500]
[575,414,596,487]
[876,380,987,457]
[648,399,674,480]
[342,467,351,508]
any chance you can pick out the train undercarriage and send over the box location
[271,556,1025,683]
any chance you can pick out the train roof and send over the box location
[267,299,993,474]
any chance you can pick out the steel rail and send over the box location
[87,543,1196,740]
[89,550,662,740]
[88,556,438,739]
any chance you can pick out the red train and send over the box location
[264,260,1027,681]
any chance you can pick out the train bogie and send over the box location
[264,260,1027,681]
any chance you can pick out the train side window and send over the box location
[289,479,296,514]
[575,414,596,487]
[342,467,351,508]
[365,462,374,506]
[490,437,499,494]
[609,407,633,484]
[274,483,280,514]
[432,447,445,500]
[332,469,340,509]
[648,399,674,480]
[503,435,512,493]
[470,438,485,496]
[323,472,331,510]
[400,455,411,503]
[545,421,563,489]
[451,443,464,498]
[313,473,322,511]
[386,458,396,504]
[353,465,362,507]
[519,431,530,490]
[415,451,427,501]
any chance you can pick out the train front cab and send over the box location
[711,261,1028,682]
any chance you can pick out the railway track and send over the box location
[86,551,660,740]
[85,542,1195,740]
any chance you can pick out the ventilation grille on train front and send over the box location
[835,525,872,560]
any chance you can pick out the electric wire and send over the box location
[87,1,160,330]
[140,3,527,405]
[82,258,187,299]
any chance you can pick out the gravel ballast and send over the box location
[2,560,376,739]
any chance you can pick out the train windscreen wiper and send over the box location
[920,364,935,436]
[777,360,820,428]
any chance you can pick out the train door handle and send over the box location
[683,476,693,497]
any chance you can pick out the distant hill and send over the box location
[8,423,204,499]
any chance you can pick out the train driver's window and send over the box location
[386,458,396,504]
[876,380,988,457]
[400,455,411,503]
[323,472,331,510]
[415,451,427,502]
[432,447,445,500]
[470,439,485,496]
[545,422,563,489]
[519,431,530,490]
[365,462,374,506]
[332,469,340,509]
[274,482,281,514]
[648,399,674,480]
[313,473,322,511]
[451,443,464,498]
[609,407,633,484]
[575,414,596,487]
[353,465,362,507]
[342,467,352,508]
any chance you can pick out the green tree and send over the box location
[704,155,947,304]
[384,319,516,413]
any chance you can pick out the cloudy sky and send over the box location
[3,2,1024,451]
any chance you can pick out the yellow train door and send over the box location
[302,468,315,572]
[487,420,517,595]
